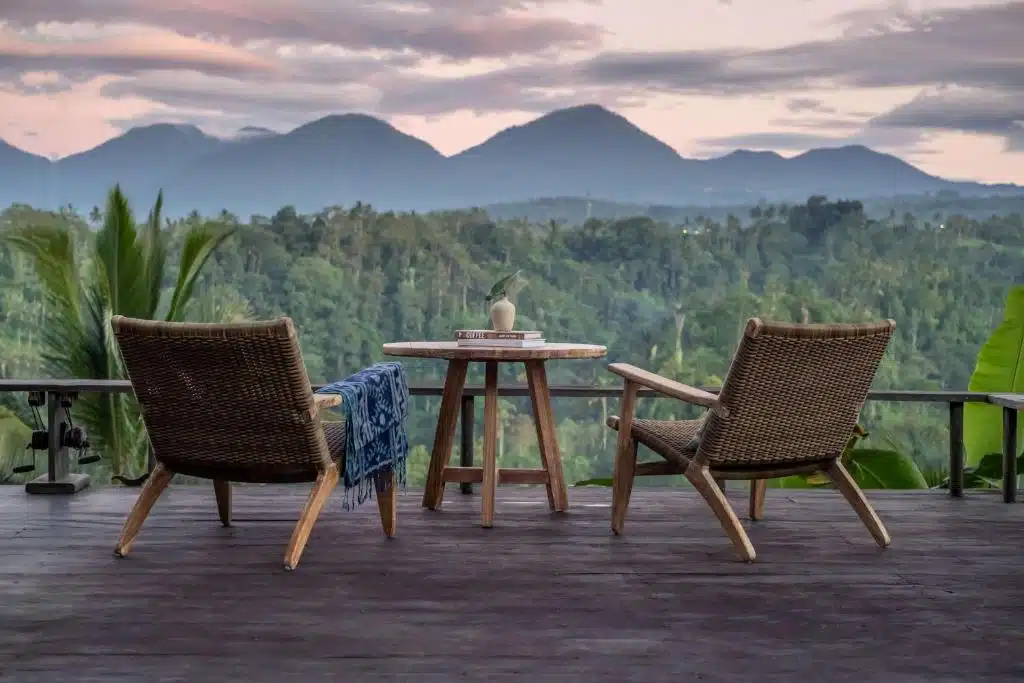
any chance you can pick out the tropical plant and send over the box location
[963,284,1024,466]
[804,424,928,489]
[935,451,1024,490]
[0,185,234,479]
[0,405,32,483]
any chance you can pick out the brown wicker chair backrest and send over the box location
[112,316,332,483]
[696,318,895,468]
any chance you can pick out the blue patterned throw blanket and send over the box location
[316,362,409,509]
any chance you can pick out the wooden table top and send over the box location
[382,341,608,361]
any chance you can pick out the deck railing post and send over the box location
[460,394,475,495]
[948,401,964,498]
[1002,407,1018,504]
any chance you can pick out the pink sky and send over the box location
[0,0,1021,183]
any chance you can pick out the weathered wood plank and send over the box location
[0,486,1022,683]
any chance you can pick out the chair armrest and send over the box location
[314,394,342,409]
[607,363,729,418]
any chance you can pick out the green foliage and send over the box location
[0,406,32,483]
[936,452,1024,490]
[0,185,235,477]
[841,448,929,489]
[963,285,1024,466]
[1,194,1022,487]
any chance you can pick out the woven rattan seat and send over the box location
[110,316,396,571]
[605,416,701,463]
[606,317,896,562]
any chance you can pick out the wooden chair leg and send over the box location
[686,464,757,562]
[114,462,173,558]
[612,441,639,535]
[283,464,339,571]
[825,460,891,548]
[375,470,397,538]
[213,480,231,527]
[611,381,639,535]
[749,479,767,521]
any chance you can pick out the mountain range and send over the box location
[1,104,1020,217]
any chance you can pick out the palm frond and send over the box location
[141,190,167,319]
[0,224,79,320]
[165,221,237,322]
[94,185,151,318]
[0,224,91,378]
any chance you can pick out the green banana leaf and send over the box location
[936,452,1024,489]
[963,285,1024,466]
[842,448,929,489]
[973,451,1024,480]
[0,406,33,480]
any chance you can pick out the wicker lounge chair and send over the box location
[110,316,397,570]
[606,318,895,562]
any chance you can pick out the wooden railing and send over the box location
[0,379,1016,503]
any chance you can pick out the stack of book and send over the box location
[455,329,546,348]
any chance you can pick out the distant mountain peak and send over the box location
[546,103,616,118]
[465,103,677,156]
[795,144,882,158]
[123,122,209,139]
[521,103,634,130]
[719,149,784,160]
[291,113,397,136]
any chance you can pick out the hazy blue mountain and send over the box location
[55,123,225,211]
[695,145,952,203]
[0,140,54,210]
[0,104,1020,216]
[442,104,703,207]
[161,114,447,216]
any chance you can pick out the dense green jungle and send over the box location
[1,191,1022,490]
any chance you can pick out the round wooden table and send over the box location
[382,341,607,527]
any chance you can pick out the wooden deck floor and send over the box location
[1,484,1023,682]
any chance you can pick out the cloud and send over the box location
[101,70,380,119]
[0,0,604,61]
[870,87,1024,152]
[564,2,1023,95]
[698,126,925,154]
[357,1,1024,136]
[770,116,865,131]
[0,22,278,78]
[2,0,1021,164]
[786,98,836,114]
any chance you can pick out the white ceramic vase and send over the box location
[490,297,516,331]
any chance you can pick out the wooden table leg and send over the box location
[525,360,568,512]
[422,359,469,510]
[481,361,500,528]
